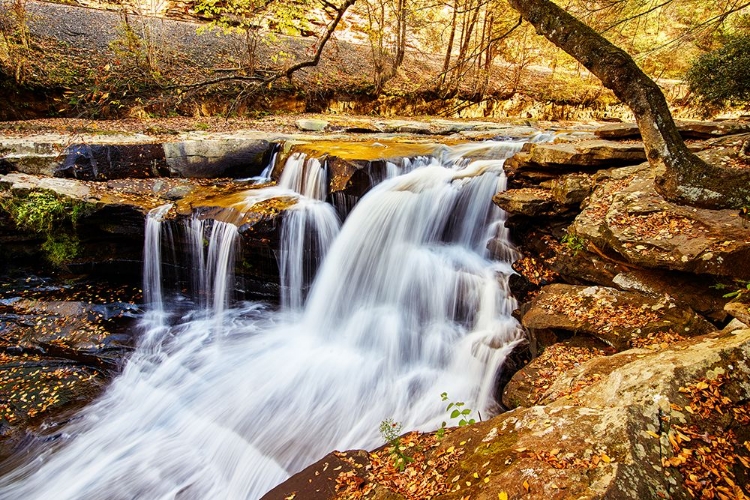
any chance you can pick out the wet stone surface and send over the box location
[0,270,142,459]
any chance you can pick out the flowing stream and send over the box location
[0,140,530,500]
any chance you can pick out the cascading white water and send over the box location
[278,199,340,310]
[0,140,528,500]
[277,153,327,201]
[143,203,173,309]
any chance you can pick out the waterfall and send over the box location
[278,199,340,310]
[277,153,328,200]
[0,140,527,500]
[142,203,173,309]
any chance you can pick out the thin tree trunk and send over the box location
[440,1,459,90]
[506,0,750,209]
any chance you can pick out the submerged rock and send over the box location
[0,284,139,460]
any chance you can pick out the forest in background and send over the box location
[0,0,747,118]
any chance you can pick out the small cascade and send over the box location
[278,199,340,310]
[0,139,533,500]
[142,203,173,309]
[277,153,328,200]
[258,143,281,181]
[200,219,239,316]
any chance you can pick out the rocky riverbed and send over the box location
[1,116,749,498]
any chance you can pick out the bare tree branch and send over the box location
[285,0,356,78]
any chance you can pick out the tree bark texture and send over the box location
[506,0,750,209]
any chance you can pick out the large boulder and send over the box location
[572,163,750,280]
[56,144,170,180]
[521,284,715,350]
[264,328,750,500]
[296,119,329,132]
[163,139,272,178]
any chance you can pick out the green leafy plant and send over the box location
[711,280,750,298]
[0,190,92,266]
[561,232,586,255]
[436,392,477,439]
[379,418,413,471]
[686,35,750,108]
[41,233,81,266]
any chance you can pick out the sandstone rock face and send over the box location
[527,140,647,167]
[521,284,715,350]
[572,164,750,280]
[57,144,170,180]
[505,140,647,188]
[0,172,93,200]
[611,269,730,322]
[2,137,274,180]
[163,139,272,178]
[550,173,594,206]
[0,140,62,176]
[501,336,610,409]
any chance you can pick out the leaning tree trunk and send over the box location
[506,0,750,209]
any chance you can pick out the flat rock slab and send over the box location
[1,137,273,179]
[502,337,610,409]
[493,188,561,217]
[594,120,750,140]
[504,140,647,187]
[523,140,646,167]
[572,164,750,279]
[612,269,730,322]
[0,172,92,200]
[521,284,715,350]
